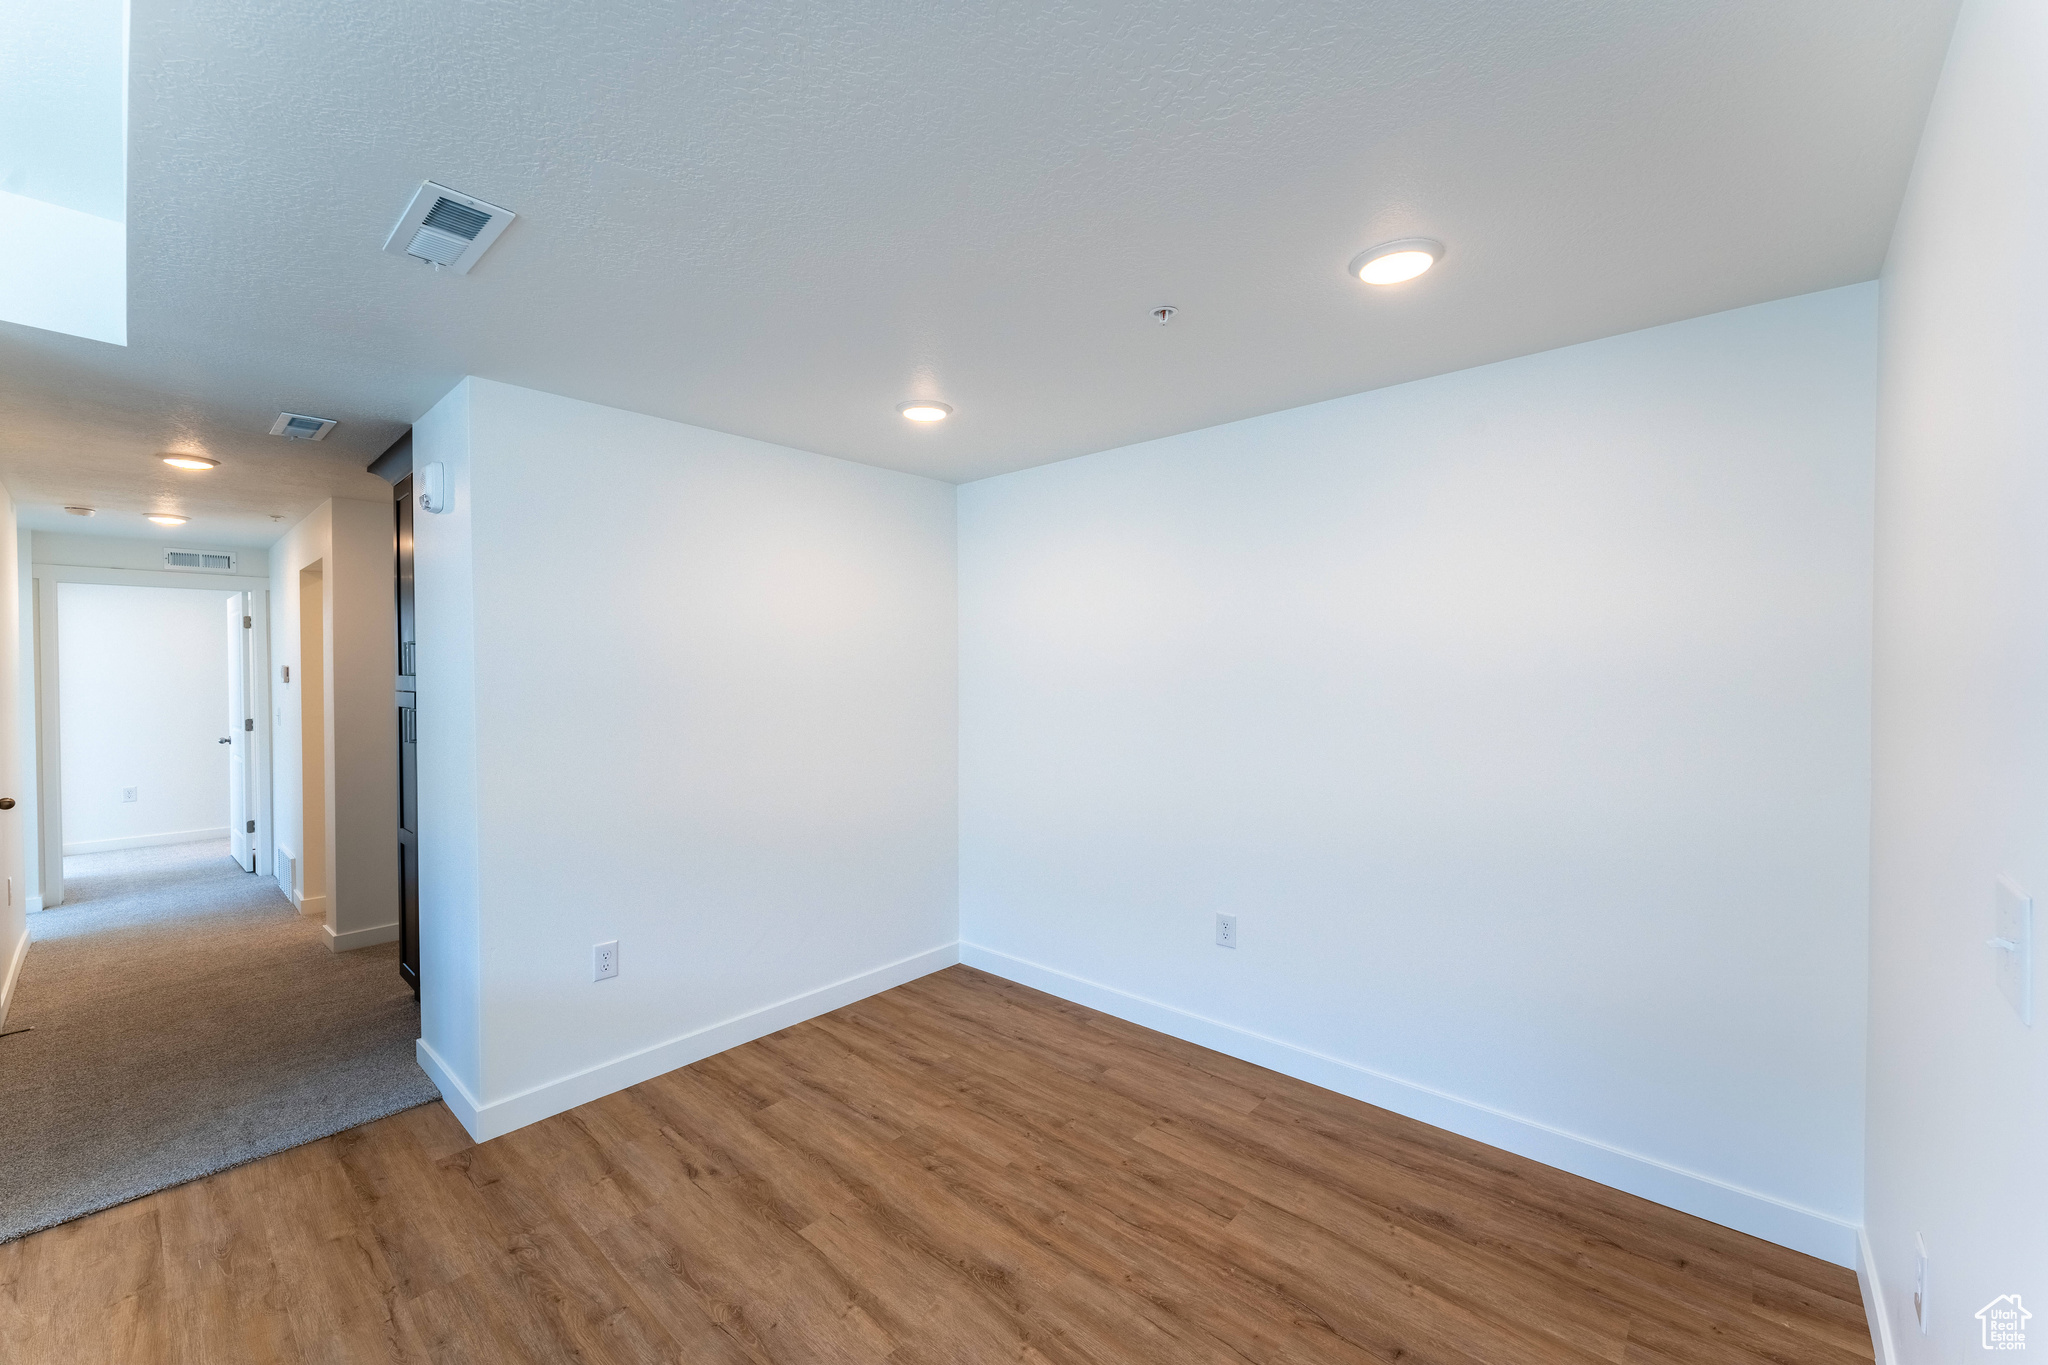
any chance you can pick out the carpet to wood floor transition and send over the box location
[0,962,1874,1365]
[0,840,440,1243]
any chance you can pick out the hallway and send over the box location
[0,841,436,1242]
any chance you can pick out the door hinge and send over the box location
[246,820,256,834]
[243,615,253,628]
[244,718,254,731]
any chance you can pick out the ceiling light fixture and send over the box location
[63,506,95,517]
[145,514,189,526]
[898,400,953,423]
[1348,238,1444,286]
[161,454,219,470]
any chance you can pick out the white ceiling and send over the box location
[0,0,1959,544]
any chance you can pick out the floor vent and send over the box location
[383,181,515,275]
[165,549,236,572]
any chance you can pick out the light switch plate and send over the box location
[1994,877,2033,1025]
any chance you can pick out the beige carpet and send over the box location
[0,840,439,1242]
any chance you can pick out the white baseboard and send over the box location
[959,942,1861,1269]
[1857,1227,1897,1365]
[420,941,961,1143]
[325,920,399,952]
[294,891,326,919]
[62,827,229,856]
[0,925,28,1035]
[25,896,43,915]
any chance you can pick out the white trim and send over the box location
[324,919,397,952]
[25,896,43,914]
[423,942,961,1143]
[294,891,326,920]
[63,827,229,856]
[414,1036,484,1128]
[0,925,28,1034]
[1857,1227,1897,1365]
[30,563,270,592]
[959,942,1860,1268]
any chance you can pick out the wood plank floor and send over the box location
[0,965,1873,1364]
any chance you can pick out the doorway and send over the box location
[49,582,258,894]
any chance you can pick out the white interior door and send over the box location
[226,593,254,871]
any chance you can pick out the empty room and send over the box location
[0,2,2038,1363]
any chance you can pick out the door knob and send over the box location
[0,798,15,810]
[219,737,233,744]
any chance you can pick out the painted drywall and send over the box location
[56,583,232,852]
[1866,0,2048,1356]
[15,531,36,908]
[410,378,957,1137]
[959,284,1877,1264]
[0,483,24,1028]
[267,499,398,950]
[409,389,481,1103]
[31,531,266,577]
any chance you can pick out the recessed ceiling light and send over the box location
[1348,238,1444,286]
[898,400,953,423]
[145,514,188,526]
[63,505,95,517]
[161,454,219,470]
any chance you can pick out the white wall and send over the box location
[56,583,232,852]
[268,500,399,950]
[1867,1,2048,1357]
[0,483,24,1029]
[411,378,958,1139]
[959,284,1878,1265]
[16,531,36,907]
[31,532,266,577]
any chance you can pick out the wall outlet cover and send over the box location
[120,786,137,803]
[594,940,620,981]
[1215,913,1238,949]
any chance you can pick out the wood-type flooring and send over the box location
[0,965,1874,1364]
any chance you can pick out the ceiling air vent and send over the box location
[270,412,336,440]
[165,549,236,572]
[383,181,515,275]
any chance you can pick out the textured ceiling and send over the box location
[0,0,1959,544]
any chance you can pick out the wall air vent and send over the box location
[270,413,336,440]
[165,549,237,573]
[382,181,516,275]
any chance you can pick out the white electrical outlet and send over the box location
[120,786,138,803]
[1993,877,2034,1025]
[1914,1234,1929,1333]
[1215,914,1238,949]
[594,940,619,981]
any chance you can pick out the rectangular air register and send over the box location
[383,181,516,274]
[164,549,236,572]
[271,412,336,440]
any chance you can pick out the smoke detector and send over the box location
[383,181,515,274]
[271,413,337,440]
